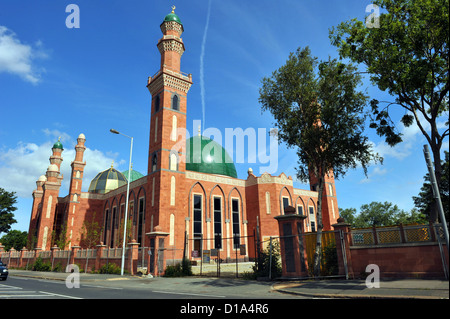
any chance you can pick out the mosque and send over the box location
[28,8,339,266]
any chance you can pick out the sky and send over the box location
[0,0,448,234]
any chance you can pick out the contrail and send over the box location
[200,0,212,133]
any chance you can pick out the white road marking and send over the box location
[152,290,226,298]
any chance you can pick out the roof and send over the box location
[186,135,238,178]
[122,169,145,182]
[88,167,128,194]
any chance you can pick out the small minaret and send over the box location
[35,139,64,250]
[66,133,87,248]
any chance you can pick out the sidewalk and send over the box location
[273,278,449,299]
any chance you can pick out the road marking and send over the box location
[83,284,123,290]
[152,290,226,298]
[39,291,83,299]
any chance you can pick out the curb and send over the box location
[271,282,447,299]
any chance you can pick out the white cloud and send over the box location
[0,131,123,198]
[0,25,48,84]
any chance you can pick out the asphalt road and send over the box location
[2,274,303,300]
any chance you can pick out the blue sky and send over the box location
[0,0,448,234]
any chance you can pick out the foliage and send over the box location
[80,212,102,248]
[51,221,70,250]
[32,257,52,272]
[307,242,338,277]
[98,263,121,274]
[0,188,18,234]
[259,46,381,277]
[341,201,428,228]
[250,241,282,280]
[330,0,449,222]
[413,151,449,222]
[0,230,27,251]
[164,259,192,277]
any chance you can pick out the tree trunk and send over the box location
[313,172,325,278]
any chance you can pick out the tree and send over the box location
[80,212,102,249]
[0,230,28,251]
[259,47,381,277]
[413,151,449,221]
[340,201,427,228]
[51,221,70,250]
[0,188,18,234]
[329,0,449,222]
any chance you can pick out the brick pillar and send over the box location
[0,243,4,253]
[274,206,308,278]
[128,240,140,275]
[96,243,106,271]
[19,247,27,268]
[146,226,169,277]
[70,246,80,266]
[332,217,354,279]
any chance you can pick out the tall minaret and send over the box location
[35,139,64,250]
[66,133,86,248]
[145,7,192,247]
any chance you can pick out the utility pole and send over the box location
[423,145,449,250]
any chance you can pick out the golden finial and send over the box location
[198,125,201,137]
[58,136,61,142]
[171,5,176,13]
[111,160,114,168]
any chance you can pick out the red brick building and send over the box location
[28,8,339,266]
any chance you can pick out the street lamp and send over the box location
[110,128,133,276]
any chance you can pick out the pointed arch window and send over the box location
[152,153,157,172]
[172,94,179,111]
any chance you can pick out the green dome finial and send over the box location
[53,136,63,150]
[163,5,182,26]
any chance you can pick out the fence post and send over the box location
[372,225,379,245]
[332,217,353,279]
[19,247,27,268]
[128,239,139,275]
[51,245,60,270]
[96,242,106,271]
[70,246,80,266]
[399,224,406,243]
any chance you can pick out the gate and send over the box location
[276,230,348,279]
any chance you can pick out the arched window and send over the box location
[169,152,178,171]
[171,115,177,141]
[172,94,179,111]
[154,95,160,112]
[152,153,157,172]
[193,194,202,252]
[213,197,222,249]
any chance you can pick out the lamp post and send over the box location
[110,128,133,276]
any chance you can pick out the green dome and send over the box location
[88,167,128,194]
[186,135,238,178]
[163,12,182,25]
[53,140,63,150]
[122,169,145,182]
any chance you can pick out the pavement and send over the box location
[7,269,449,299]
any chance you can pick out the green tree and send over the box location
[341,201,428,228]
[80,212,102,248]
[339,207,357,225]
[0,230,28,251]
[0,188,18,234]
[51,221,70,250]
[259,47,380,277]
[413,151,449,222]
[330,0,449,222]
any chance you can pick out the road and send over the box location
[2,273,304,300]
